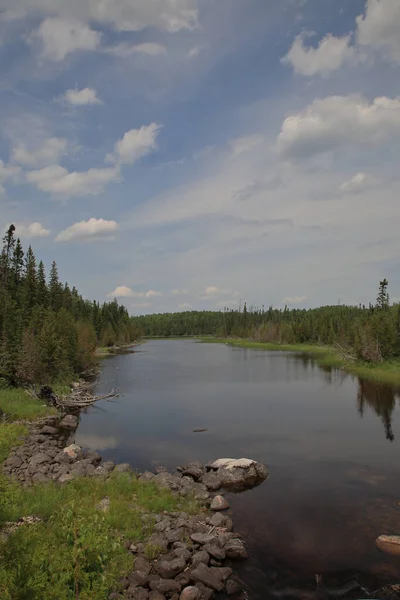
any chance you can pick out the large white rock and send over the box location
[207,457,268,490]
[208,458,256,471]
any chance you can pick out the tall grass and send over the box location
[0,385,57,422]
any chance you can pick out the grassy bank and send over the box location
[199,337,400,385]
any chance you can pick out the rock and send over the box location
[58,474,74,484]
[134,557,152,575]
[149,593,166,600]
[208,513,225,528]
[178,462,204,481]
[203,544,225,561]
[181,480,210,501]
[194,583,213,600]
[29,452,50,467]
[115,463,131,473]
[85,449,102,465]
[63,444,82,460]
[191,551,210,568]
[165,529,183,545]
[147,533,169,551]
[190,533,216,546]
[225,539,247,559]
[190,564,224,592]
[97,497,110,513]
[210,496,229,511]
[127,588,149,600]
[201,473,221,491]
[376,535,400,556]
[155,466,168,474]
[226,579,241,595]
[32,472,50,484]
[128,571,150,587]
[139,472,155,482]
[40,426,58,435]
[211,567,232,581]
[59,414,79,430]
[180,586,202,600]
[4,456,22,470]
[102,461,115,472]
[154,472,182,491]
[156,557,186,579]
[207,457,268,490]
[149,579,182,595]
[172,547,191,562]
[154,518,171,532]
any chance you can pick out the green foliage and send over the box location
[0,473,199,600]
[0,387,56,422]
[0,225,137,385]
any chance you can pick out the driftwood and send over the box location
[27,383,119,409]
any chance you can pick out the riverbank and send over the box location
[0,386,252,600]
[96,341,144,357]
[199,338,400,384]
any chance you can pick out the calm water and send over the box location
[76,339,400,594]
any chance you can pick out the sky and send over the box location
[0,0,400,314]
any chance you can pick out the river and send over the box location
[75,339,400,597]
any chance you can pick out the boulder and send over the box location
[201,472,221,491]
[190,563,224,592]
[224,539,247,559]
[149,593,166,600]
[208,513,225,528]
[115,463,131,473]
[128,571,150,587]
[191,550,210,568]
[29,452,50,468]
[210,496,229,511]
[376,535,400,556]
[149,579,182,595]
[127,588,149,600]
[203,544,225,561]
[58,474,74,484]
[178,462,204,481]
[32,472,50,484]
[63,444,82,460]
[139,472,155,482]
[190,533,217,546]
[59,414,79,430]
[134,557,152,575]
[180,587,202,600]
[155,557,186,579]
[85,449,102,465]
[206,458,268,491]
[40,426,58,435]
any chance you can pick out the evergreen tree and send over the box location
[49,261,63,312]
[377,278,390,310]
[22,246,37,316]
[37,260,48,308]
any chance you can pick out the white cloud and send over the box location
[200,286,232,300]
[283,296,307,304]
[171,289,189,295]
[179,303,192,310]
[107,286,161,299]
[277,94,400,159]
[12,137,68,167]
[55,218,118,242]
[32,17,101,61]
[356,0,400,63]
[3,0,198,33]
[230,134,264,156]
[63,87,102,106]
[14,222,50,238]
[281,33,354,76]
[108,42,167,57]
[0,160,20,193]
[26,164,120,198]
[339,172,381,194]
[108,123,161,165]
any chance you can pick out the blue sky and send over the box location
[1,0,400,313]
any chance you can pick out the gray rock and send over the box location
[139,472,155,482]
[211,567,232,581]
[115,463,131,473]
[155,466,168,474]
[201,472,221,491]
[226,579,241,595]
[54,451,72,464]
[191,551,210,568]
[194,583,213,600]
[225,539,247,559]
[154,518,171,532]
[85,449,102,465]
[59,414,79,430]
[134,557,152,575]
[207,458,268,490]
[178,462,204,481]
[128,571,150,587]
[208,513,225,528]
[147,533,169,550]
[203,544,225,561]
[97,497,110,512]
[29,452,50,467]
[172,548,192,562]
[149,593,166,600]
[190,533,216,546]
[165,529,183,545]
[127,588,149,600]
[190,564,224,592]
[32,472,50,484]
[58,473,74,484]
[154,472,182,491]
[180,586,202,600]
[40,426,58,435]
[156,557,186,579]
[210,496,229,511]
[63,444,83,460]
[149,579,182,594]
[4,456,22,469]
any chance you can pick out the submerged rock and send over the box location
[376,534,400,555]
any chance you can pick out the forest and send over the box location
[0,225,138,385]
[133,279,400,364]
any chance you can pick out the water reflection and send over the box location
[357,379,400,442]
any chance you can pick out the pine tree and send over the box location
[22,246,38,316]
[0,224,16,290]
[37,261,48,308]
[377,279,390,310]
[49,261,63,312]
[10,238,24,300]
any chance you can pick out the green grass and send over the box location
[200,337,400,384]
[0,472,200,600]
[0,386,57,422]
[0,423,28,464]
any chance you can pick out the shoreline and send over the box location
[198,337,400,385]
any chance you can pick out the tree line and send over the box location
[0,225,138,385]
[133,279,400,363]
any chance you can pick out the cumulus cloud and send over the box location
[107,42,167,57]
[63,87,102,106]
[230,134,264,156]
[107,287,161,299]
[179,303,192,310]
[26,165,120,198]
[356,0,400,63]
[12,137,68,167]
[283,296,307,304]
[55,218,118,242]
[107,123,161,165]
[32,17,101,61]
[14,222,50,238]
[3,0,198,33]
[277,94,400,159]
[281,33,354,76]
[0,160,20,193]
[339,172,381,194]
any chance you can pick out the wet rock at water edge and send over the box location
[224,539,247,559]
[63,444,82,460]
[180,586,202,600]
[59,414,79,430]
[376,534,400,555]
[210,495,229,511]
[190,563,224,592]
[206,457,268,491]
[201,472,221,492]
[177,461,204,481]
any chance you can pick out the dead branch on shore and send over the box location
[332,341,357,363]
[27,384,120,409]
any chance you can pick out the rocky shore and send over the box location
[1,412,269,600]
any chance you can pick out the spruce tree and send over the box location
[37,260,48,308]
[22,245,38,316]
